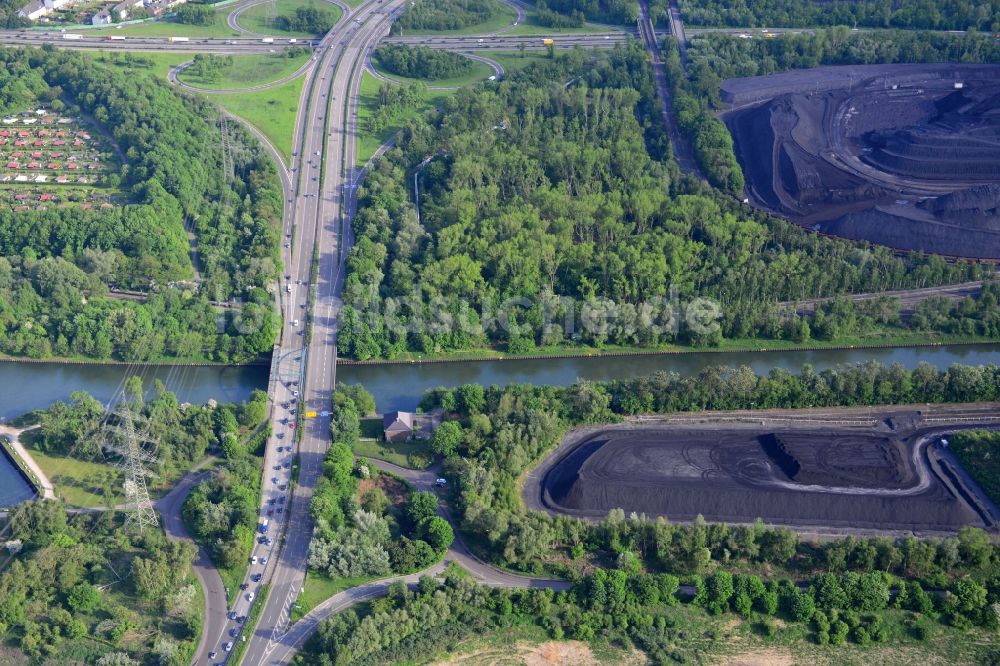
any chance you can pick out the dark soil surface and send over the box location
[535,419,995,532]
[721,63,1000,259]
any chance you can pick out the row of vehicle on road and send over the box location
[210,374,301,662]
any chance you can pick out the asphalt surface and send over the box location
[154,463,227,663]
[235,3,412,665]
[0,29,629,54]
[253,459,571,665]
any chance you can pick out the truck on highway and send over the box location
[542,38,554,45]
[288,38,297,43]
[168,36,189,43]
[62,33,83,40]
[105,35,126,41]
[259,518,269,534]
[261,37,274,43]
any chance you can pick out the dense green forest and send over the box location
[299,556,1000,665]
[540,0,638,24]
[274,6,336,33]
[534,1,586,28]
[0,48,282,362]
[374,45,474,81]
[337,46,989,360]
[419,362,1000,572]
[174,3,216,25]
[390,0,508,33]
[685,28,1000,85]
[0,381,258,662]
[306,385,451,579]
[679,0,1000,32]
[338,365,1000,660]
[1,502,201,664]
[950,431,1000,507]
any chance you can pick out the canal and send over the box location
[1,344,998,507]
[2,344,999,419]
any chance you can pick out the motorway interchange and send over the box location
[0,5,627,666]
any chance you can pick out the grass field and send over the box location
[480,50,555,73]
[399,3,518,35]
[505,16,626,35]
[355,70,447,166]
[83,50,192,79]
[88,10,240,38]
[213,76,304,163]
[23,443,121,508]
[237,0,343,36]
[292,572,376,619]
[177,52,310,89]
[371,53,496,88]
[353,438,432,469]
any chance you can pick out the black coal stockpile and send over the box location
[541,428,984,531]
[721,63,1000,259]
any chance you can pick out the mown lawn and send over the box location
[177,52,311,90]
[355,70,446,166]
[83,49,192,80]
[481,49,558,73]
[24,442,120,508]
[213,77,305,163]
[293,572,376,619]
[353,437,432,469]
[87,10,240,38]
[371,53,496,88]
[238,0,343,37]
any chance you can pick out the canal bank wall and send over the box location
[0,437,42,507]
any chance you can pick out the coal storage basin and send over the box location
[539,425,984,531]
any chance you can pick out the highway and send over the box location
[0,29,629,54]
[228,2,413,665]
[0,10,635,665]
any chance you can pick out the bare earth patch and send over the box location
[717,650,795,666]
[432,640,643,666]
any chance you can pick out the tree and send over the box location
[67,582,101,613]
[406,491,438,528]
[420,516,454,552]
[431,421,463,457]
[133,555,171,601]
[361,488,389,515]
[700,570,734,615]
[9,499,67,548]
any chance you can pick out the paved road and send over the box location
[232,3,412,664]
[385,33,630,49]
[252,457,570,665]
[0,29,629,53]
[154,464,227,663]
